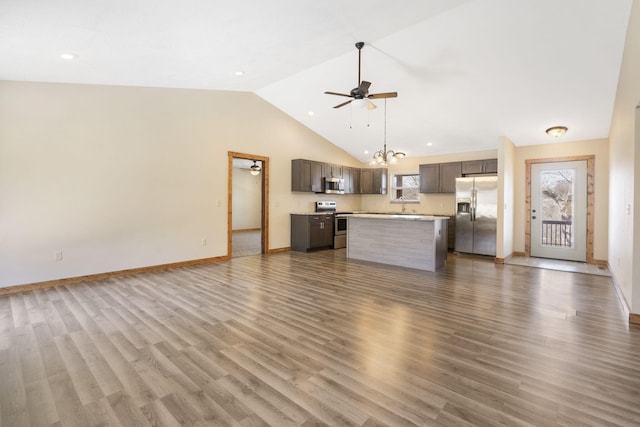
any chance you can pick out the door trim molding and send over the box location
[525,155,595,264]
[228,151,269,257]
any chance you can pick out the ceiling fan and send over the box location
[325,41,398,110]
[235,160,262,175]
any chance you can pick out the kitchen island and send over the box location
[347,214,448,271]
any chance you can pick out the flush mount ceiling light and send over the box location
[545,126,568,138]
[370,99,405,166]
[250,160,261,176]
[59,52,78,60]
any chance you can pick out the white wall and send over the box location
[232,167,261,230]
[512,139,609,262]
[0,81,364,287]
[497,136,515,259]
[608,0,640,314]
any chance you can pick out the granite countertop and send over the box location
[290,212,334,215]
[349,213,449,221]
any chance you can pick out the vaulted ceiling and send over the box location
[0,0,632,161]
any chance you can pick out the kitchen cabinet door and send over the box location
[351,167,361,194]
[461,160,484,175]
[309,216,333,248]
[461,159,497,175]
[291,214,333,251]
[310,161,323,192]
[291,159,324,192]
[360,168,387,194]
[360,169,373,193]
[324,163,343,178]
[291,159,307,192]
[419,164,440,193]
[342,167,351,193]
[483,158,498,174]
[372,168,387,195]
[439,162,462,193]
[343,167,360,194]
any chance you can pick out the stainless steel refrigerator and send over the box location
[455,176,498,256]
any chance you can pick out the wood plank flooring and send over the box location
[1,250,639,426]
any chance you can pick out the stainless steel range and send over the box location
[315,201,349,249]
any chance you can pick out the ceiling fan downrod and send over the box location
[356,41,364,87]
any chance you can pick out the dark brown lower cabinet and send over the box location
[290,214,334,252]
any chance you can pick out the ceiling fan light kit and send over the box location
[250,160,261,175]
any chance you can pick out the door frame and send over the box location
[525,155,595,263]
[228,151,269,257]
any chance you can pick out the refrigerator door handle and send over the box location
[470,188,478,222]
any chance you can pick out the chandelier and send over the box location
[371,99,405,165]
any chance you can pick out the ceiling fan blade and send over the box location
[325,91,353,98]
[333,99,353,109]
[359,81,371,92]
[366,100,377,110]
[368,92,398,99]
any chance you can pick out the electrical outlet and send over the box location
[54,251,63,261]
[216,200,222,207]
[201,238,207,246]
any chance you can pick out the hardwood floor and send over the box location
[1,250,639,426]
[232,230,262,258]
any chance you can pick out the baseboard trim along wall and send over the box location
[494,252,516,264]
[0,255,230,296]
[267,247,290,254]
[607,262,638,325]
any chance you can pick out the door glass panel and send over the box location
[538,168,575,248]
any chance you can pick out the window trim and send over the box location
[390,172,421,203]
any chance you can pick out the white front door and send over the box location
[530,160,587,262]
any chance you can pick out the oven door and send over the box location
[335,215,348,235]
[333,215,348,249]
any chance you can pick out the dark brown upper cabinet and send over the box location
[419,162,462,193]
[461,159,497,175]
[291,159,323,192]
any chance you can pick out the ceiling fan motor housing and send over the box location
[350,88,365,98]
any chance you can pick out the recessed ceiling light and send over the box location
[59,52,78,60]
[364,150,369,155]
[234,70,245,76]
[426,142,433,147]
[308,111,314,116]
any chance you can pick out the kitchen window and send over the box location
[391,173,420,202]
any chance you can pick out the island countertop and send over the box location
[346,213,449,220]
[346,215,448,271]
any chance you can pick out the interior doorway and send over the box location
[526,155,595,263]
[228,151,269,257]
